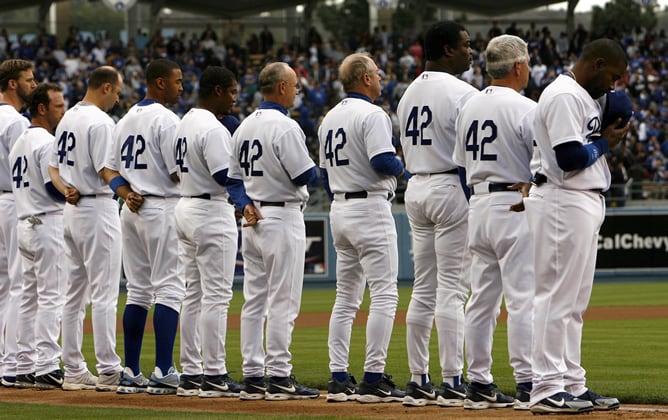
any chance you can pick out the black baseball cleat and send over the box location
[403,381,438,407]
[576,389,620,410]
[15,373,36,389]
[35,369,65,390]
[177,374,202,397]
[437,381,468,407]
[327,374,359,402]
[240,377,267,400]
[357,374,405,403]
[531,391,595,414]
[265,375,320,400]
[464,382,515,409]
[514,381,532,410]
[199,374,241,398]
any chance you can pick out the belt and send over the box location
[79,194,113,199]
[415,168,459,176]
[1,190,12,193]
[531,173,603,194]
[187,194,234,204]
[342,191,393,200]
[471,182,515,195]
[260,201,285,207]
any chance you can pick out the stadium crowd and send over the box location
[1,19,667,200]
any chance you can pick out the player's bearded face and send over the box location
[453,31,473,74]
[16,70,37,105]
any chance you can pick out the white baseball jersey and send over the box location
[229,106,313,203]
[534,74,609,190]
[9,127,64,219]
[453,86,536,185]
[52,102,115,194]
[174,108,232,199]
[398,71,478,174]
[317,96,396,194]
[106,100,180,196]
[0,104,30,191]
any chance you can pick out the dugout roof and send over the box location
[0,0,573,19]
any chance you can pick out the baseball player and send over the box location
[174,66,256,399]
[9,83,67,389]
[0,59,36,387]
[177,85,244,398]
[525,38,628,414]
[396,21,476,407]
[453,35,535,410]
[48,66,127,392]
[228,62,319,401]
[104,59,184,395]
[319,53,405,404]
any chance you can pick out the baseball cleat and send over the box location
[265,375,320,401]
[240,377,267,400]
[437,381,468,407]
[514,381,532,410]
[177,374,202,397]
[96,370,121,392]
[1,376,16,387]
[576,389,620,411]
[116,367,149,394]
[199,374,241,398]
[326,375,359,402]
[147,366,179,395]
[62,371,98,391]
[403,381,439,407]
[14,373,36,389]
[531,392,594,414]
[357,374,405,403]
[34,369,65,390]
[464,382,515,409]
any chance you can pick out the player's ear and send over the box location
[37,102,47,116]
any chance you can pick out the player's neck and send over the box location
[29,117,52,132]
[1,91,23,112]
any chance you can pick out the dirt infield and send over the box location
[2,305,666,418]
[1,387,668,419]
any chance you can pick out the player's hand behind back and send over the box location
[242,204,263,227]
[508,182,530,212]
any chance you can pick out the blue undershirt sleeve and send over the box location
[554,138,609,172]
[212,168,228,187]
[320,168,333,201]
[370,152,403,176]
[225,177,253,210]
[292,166,318,186]
[45,181,66,202]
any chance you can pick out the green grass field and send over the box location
[1,281,666,418]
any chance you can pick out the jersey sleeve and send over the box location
[543,93,587,148]
[7,118,29,151]
[105,123,121,171]
[364,110,395,160]
[39,141,56,183]
[203,126,231,176]
[276,126,315,179]
[48,136,59,168]
[519,107,537,163]
[227,131,243,180]
[91,121,115,173]
[453,110,467,167]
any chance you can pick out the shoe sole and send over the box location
[326,392,359,402]
[240,391,265,400]
[514,401,531,410]
[464,398,515,409]
[199,390,240,398]
[96,385,119,392]
[34,382,62,390]
[63,383,97,391]
[117,386,147,394]
[147,386,177,395]
[437,396,465,407]
[357,394,404,403]
[177,388,200,397]
[403,395,439,407]
[265,392,319,401]
[531,404,595,414]
[14,383,35,389]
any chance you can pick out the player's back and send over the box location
[174,107,230,198]
[231,108,311,203]
[534,75,609,191]
[54,102,115,195]
[9,127,62,219]
[0,104,30,190]
[317,96,396,194]
[398,71,478,174]
[454,86,535,186]
[111,100,180,196]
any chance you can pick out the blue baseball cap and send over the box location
[602,90,633,130]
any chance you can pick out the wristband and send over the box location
[109,175,129,193]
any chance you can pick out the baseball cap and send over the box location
[601,90,633,130]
